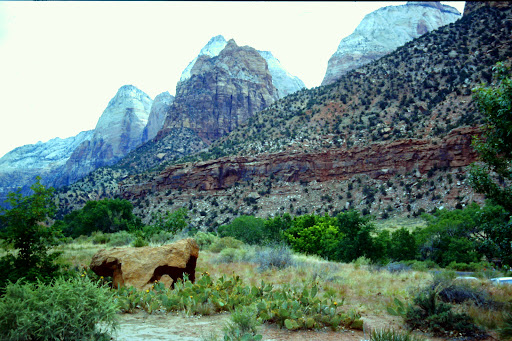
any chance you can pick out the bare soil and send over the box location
[113,311,423,341]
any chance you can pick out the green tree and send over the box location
[0,177,62,289]
[469,62,512,266]
[262,213,292,243]
[152,207,189,234]
[59,198,140,237]
[218,215,265,245]
[284,214,340,259]
[334,210,379,262]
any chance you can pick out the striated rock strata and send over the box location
[179,35,305,98]
[122,127,478,199]
[90,238,199,291]
[159,39,279,143]
[322,1,461,85]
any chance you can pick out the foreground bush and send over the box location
[404,284,485,338]
[0,276,118,340]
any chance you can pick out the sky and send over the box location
[0,1,466,158]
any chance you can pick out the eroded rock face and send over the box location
[322,1,461,85]
[121,127,478,198]
[179,35,305,99]
[160,39,279,143]
[141,91,174,144]
[90,238,199,291]
[58,85,153,187]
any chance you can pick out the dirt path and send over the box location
[113,311,373,341]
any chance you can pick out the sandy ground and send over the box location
[112,311,404,341]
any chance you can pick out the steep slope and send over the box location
[113,39,280,174]
[180,35,305,98]
[141,91,174,144]
[258,50,306,97]
[322,1,461,85]
[56,85,153,187]
[0,130,93,203]
[57,3,512,228]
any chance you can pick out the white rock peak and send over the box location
[322,1,461,85]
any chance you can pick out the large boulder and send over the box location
[90,238,199,291]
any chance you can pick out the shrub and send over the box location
[0,276,118,340]
[223,305,262,340]
[370,328,426,341]
[209,237,244,253]
[253,244,295,271]
[108,230,135,246]
[218,247,250,263]
[404,283,486,338]
[194,231,219,250]
[91,231,110,244]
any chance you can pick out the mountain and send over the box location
[258,50,306,97]
[56,85,153,187]
[0,130,93,203]
[180,35,305,98]
[141,91,174,144]
[57,3,512,228]
[112,38,282,174]
[322,1,461,85]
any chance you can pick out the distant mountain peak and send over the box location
[322,1,461,85]
[181,35,305,98]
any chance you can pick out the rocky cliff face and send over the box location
[258,50,306,97]
[122,127,478,198]
[57,85,153,187]
[141,91,174,144]
[322,1,461,85]
[160,39,279,143]
[0,130,93,201]
[179,35,305,98]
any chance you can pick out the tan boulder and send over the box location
[90,238,199,291]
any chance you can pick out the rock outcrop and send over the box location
[179,35,305,98]
[90,239,199,290]
[160,39,279,143]
[57,85,153,187]
[322,1,461,85]
[122,127,478,198]
[258,50,306,97]
[141,91,174,144]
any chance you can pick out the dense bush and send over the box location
[218,215,265,245]
[417,203,508,267]
[0,277,118,340]
[404,283,485,338]
[57,198,141,237]
[0,178,63,291]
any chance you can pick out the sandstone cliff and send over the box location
[122,127,478,198]
[322,1,461,85]
[57,85,153,187]
[179,35,305,98]
[160,39,279,143]
[141,91,174,144]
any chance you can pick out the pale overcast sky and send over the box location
[0,1,465,158]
